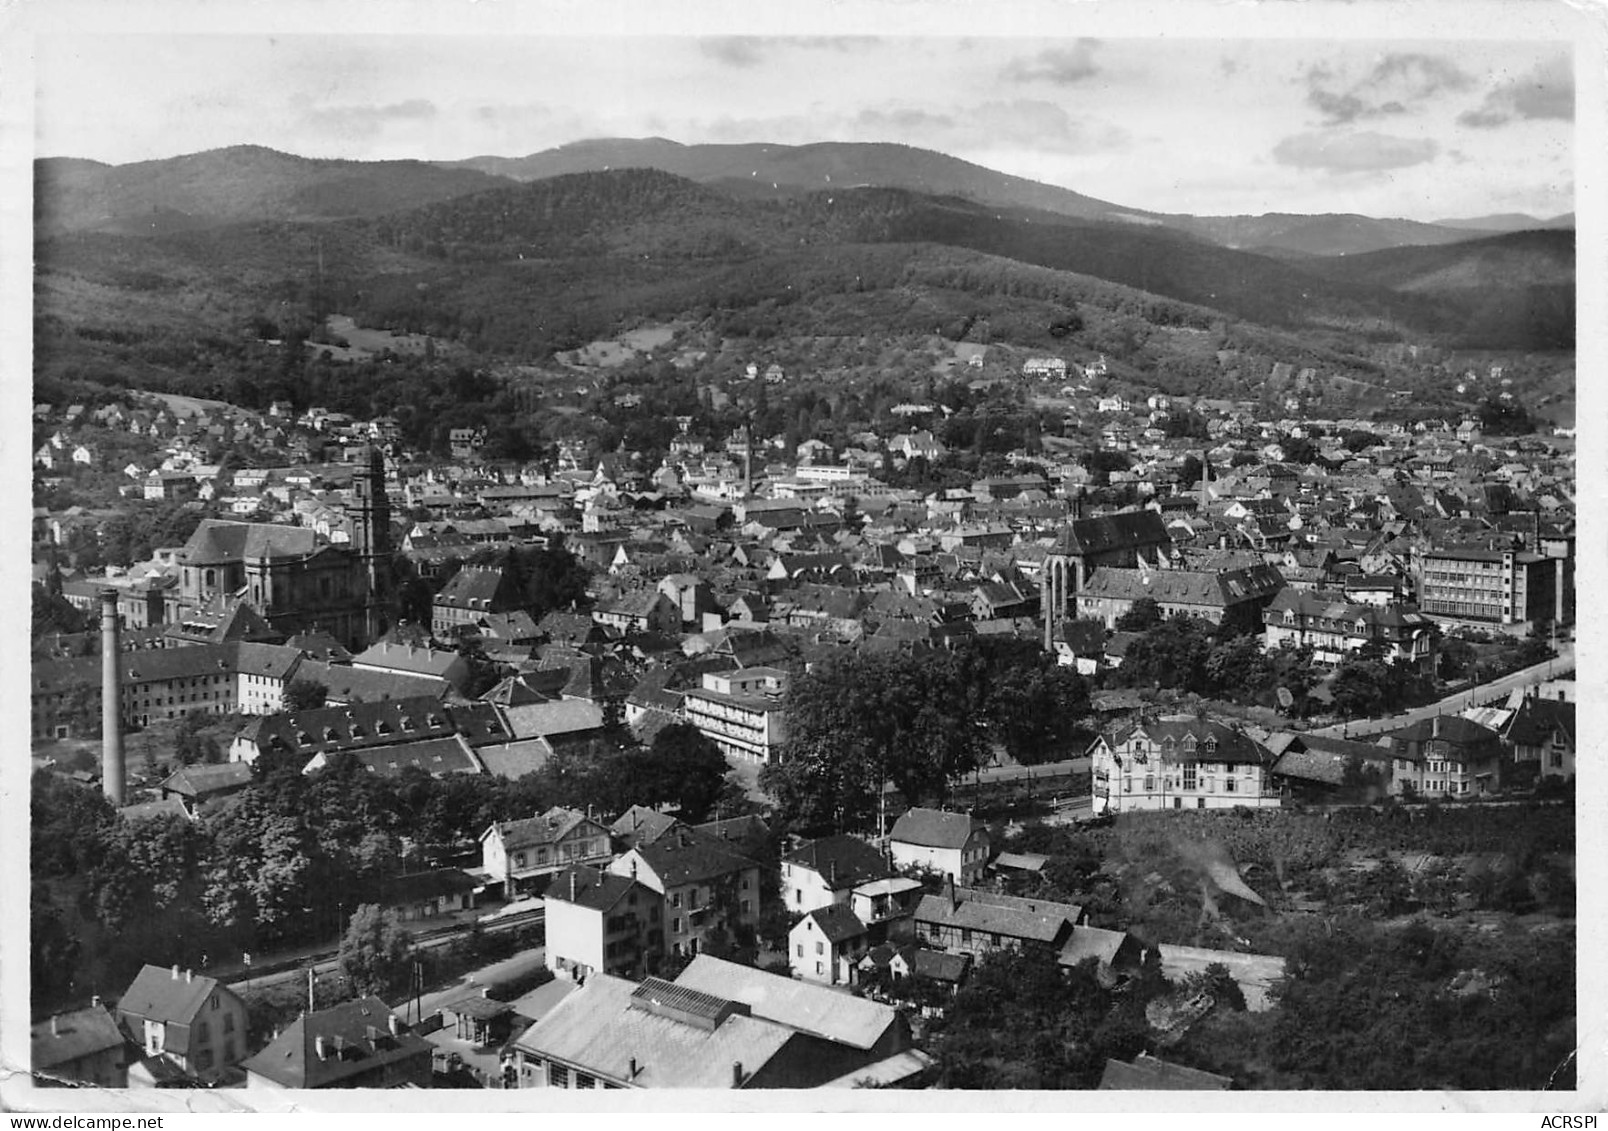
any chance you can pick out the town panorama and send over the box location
[25,41,1577,1100]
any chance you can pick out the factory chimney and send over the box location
[99,589,124,806]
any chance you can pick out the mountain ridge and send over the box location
[33,140,1546,258]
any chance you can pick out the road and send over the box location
[1309,643,1573,741]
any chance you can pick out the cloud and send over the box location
[1002,40,1102,85]
[697,35,878,69]
[1304,52,1473,125]
[1458,54,1573,128]
[302,99,438,133]
[699,36,766,68]
[856,98,1127,155]
[1272,130,1439,173]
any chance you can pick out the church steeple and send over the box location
[350,444,393,645]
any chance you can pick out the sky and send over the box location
[30,27,1577,223]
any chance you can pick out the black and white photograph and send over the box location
[3,0,1600,1115]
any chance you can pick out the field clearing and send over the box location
[558,322,684,368]
[319,314,443,361]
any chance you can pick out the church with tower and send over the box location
[172,446,394,649]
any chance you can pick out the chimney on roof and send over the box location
[629,1056,640,1079]
[570,870,577,902]
[186,969,193,983]
[948,875,958,911]
[50,1015,59,1037]
[732,1061,745,1088]
[1432,715,1441,738]
[91,995,101,1010]
[171,964,180,980]
[388,1014,400,1037]
[315,1035,328,1061]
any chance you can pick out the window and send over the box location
[1124,776,1132,794]
[197,1049,214,1071]
[816,961,824,975]
[197,1021,210,1044]
[514,853,526,868]
[224,1039,235,1063]
[797,944,804,957]
[575,1072,596,1089]
[549,1063,570,1088]
[815,941,824,955]
[1183,765,1197,790]
[671,892,682,908]
[672,917,683,934]
[1143,775,1154,792]
[1224,777,1236,793]
[795,889,803,905]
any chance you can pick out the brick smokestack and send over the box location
[99,588,124,806]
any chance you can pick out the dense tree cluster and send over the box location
[28,717,748,1006]
[761,641,1089,833]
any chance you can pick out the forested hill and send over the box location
[1294,229,1575,351]
[35,145,515,236]
[368,169,1462,339]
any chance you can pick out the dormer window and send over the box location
[376,720,392,735]
[297,731,313,747]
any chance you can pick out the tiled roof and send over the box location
[889,807,979,850]
[32,1004,128,1072]
[493,807,605,853]
[545,864,643,913]
[624,828,760,889]
[180,519,318,565]
[801,903,870,945]
[240,996,432,1088]
[160,762,253,798]
[783,835,891,890]
[1053,510,1170,556]
[117,965,230,1044]
[914,888,1082,945]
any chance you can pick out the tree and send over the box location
[338,904,415,998]
[1115,597,1163,633]
[1118,617,1214,694]
[283,678,329,712]
[762,651,989,833]
[637,723,732,824]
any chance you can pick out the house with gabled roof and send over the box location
[1090,715,1278,814]
[482,807,614,898]
[544,864,663,982]
[781,834,894,914]
[888,808,989,886]
[1076,563,1284,629]
[608,827,762,960]
[242,996,433,1089]
[790,903,872,985]
[1385,714,1505,799]
[431,564,525,641]
[32,1000,130,1089]
[912,884,1084,960]
[116,964,249,1085]
[1501,688,1574,781]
